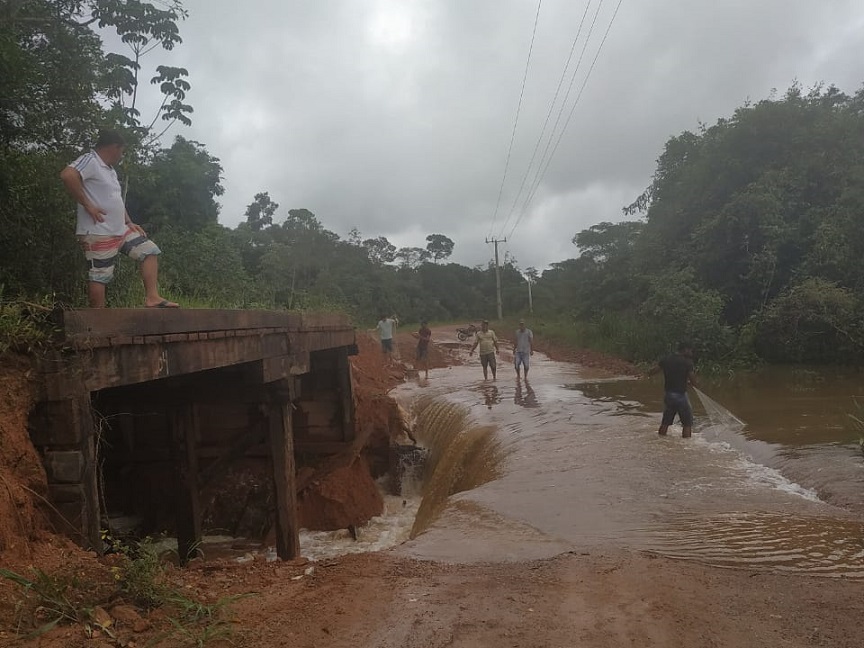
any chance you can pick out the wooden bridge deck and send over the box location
[41,309,356,399]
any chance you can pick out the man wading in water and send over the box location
[648,342,698,438]
[513,319,534,380]
[469,319,499,381]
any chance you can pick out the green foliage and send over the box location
[425,233,455,263]
[115,540,171,609]
[536,83,864,365]
[0,293,56,354]
[1,540,245,644]
[244,191,279,232]
[126,136,224,233]
[751,278,864,363]
[0,566,108,637]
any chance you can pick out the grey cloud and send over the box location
[140,0,864,270]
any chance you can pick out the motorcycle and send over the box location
[456,323,479,341]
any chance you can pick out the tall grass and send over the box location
[0,290,57,354]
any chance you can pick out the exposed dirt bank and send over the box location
[0,354,51,560]
[530,337,640,377]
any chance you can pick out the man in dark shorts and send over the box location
[416,320,431,378]
[649,342,698,438]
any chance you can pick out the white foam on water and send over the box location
[298,494,421,562]
[692,432,821,503]
[736,459,821,502]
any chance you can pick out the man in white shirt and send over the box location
[513,319,534,380]
[376,313,398,363]
[60,130,178,309]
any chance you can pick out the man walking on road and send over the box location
[648,342,698,438]
[60,130,178,309]
[469,319,499,381]
[513,319,534,380]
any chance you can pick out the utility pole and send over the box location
[486,237,506,320]
[526,276,533,314]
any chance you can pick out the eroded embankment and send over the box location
[0,354,54,559]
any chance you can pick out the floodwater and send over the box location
[392,342,864,577]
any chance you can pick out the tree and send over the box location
[125,136,223,233]
[395,247,431,269]
[245,192,279,232]
[425,234,455,263]
[347,228,363,246]
[362,237,397,264]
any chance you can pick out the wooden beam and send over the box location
[58,308,307,343]
[44,333,290,398]
[170,404,201,566]
[268,383,300,560]
[337,347,355,442]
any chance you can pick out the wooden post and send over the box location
[170,404,201,565]
[268,381,300,559]
[337,347,355,442]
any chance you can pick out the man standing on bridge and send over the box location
[60,130,178,309]
[469,319,499,381]
[648,342,698,438]
[513,319,534,380]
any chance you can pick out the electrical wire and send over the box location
[508,0,624,239]
[496,0,595,238]
[487,0,543,238]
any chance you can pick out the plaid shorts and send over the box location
[79,227,161,284]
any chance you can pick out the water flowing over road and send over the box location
[395,339,864,577]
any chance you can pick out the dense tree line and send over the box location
[533,84,864,364]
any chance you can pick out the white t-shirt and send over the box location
[377,318,395,340]
[515,328,533,353]
[69,151,128,236]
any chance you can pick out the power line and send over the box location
[487,0,543,239]
[508,0,624,240]
[505,0,605,237]
[496,0,594,239]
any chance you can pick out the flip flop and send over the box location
[146,300,180,309]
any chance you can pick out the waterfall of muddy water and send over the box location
[408,399,505,538]
[393,340,864,576]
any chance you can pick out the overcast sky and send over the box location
[134,0,864,270]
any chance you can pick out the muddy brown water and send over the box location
[394,341,864,577]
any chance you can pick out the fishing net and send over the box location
[694,387,746,430]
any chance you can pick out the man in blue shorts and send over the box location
[649,342,698,438]
[513,319,534,380]
[60,130,178,309]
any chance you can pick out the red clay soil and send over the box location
[297,457,383,531]
[0,354,51,561]
[531,337,640,377]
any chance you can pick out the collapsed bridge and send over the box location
[29,309,358,562]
